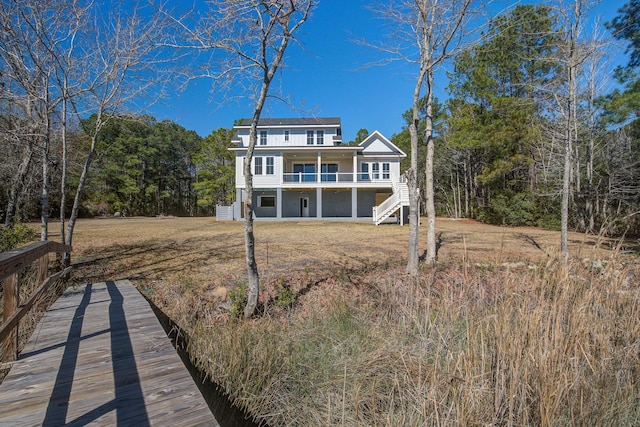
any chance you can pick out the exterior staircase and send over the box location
[372,176,410,225]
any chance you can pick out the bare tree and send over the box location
[52,2,89,245]
[163,0,315,317]
[371,0,472,274]
[0,0,61,239]
[1,0,166,259]
[62,2,165,265]
[550,0,600,257]
[580,23,610,233]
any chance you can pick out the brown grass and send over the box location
[66,216,627,285]
[50,217,640,425]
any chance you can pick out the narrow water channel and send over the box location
[146,297,263,427]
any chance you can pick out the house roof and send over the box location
[359,130,407,158]
[234,117,341,128]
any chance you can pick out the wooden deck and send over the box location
[0,280,218,426]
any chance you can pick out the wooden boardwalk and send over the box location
[0,280,218,426]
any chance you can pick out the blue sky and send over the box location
[150,0,629,142]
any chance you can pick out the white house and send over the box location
[228,117,409,224]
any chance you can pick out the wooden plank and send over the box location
[37,255,49,284]
[0,280,218,426]
[1,273,18,363]
[0,266,73,344]
[0,240,71,282]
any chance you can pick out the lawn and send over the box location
[66,216,625,287]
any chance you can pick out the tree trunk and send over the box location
[5,142,34,228]
[40,110,51,242]
[424,73,437,264]
[464,154,470,218]
[64,142,97,267]
[406,63,426,275]
[243,125,260,318]
[561,1,580,258]
[243,79,271,318]
[60,97,68,244]
[406,166,420,274]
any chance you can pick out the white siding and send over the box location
[236,152,282,188]
[362,137,390,153]
[235,127,339,147]
[235,152,245,187]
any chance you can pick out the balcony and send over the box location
[283,172,356,183]
[281,172,392,185]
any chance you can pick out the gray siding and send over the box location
[215,205,234,221]
[282,190,317,218]
[322,190,352,217]
[357,190,376,217]
[253,190,277,218]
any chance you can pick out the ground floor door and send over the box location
[300,197,310,217]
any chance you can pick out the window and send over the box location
[317,130,324,145]
[294,163,316,182]
[382,163,390,179]
[259,131,267,145]
[266,157,274,175]
[372,163,380,179]
[284,130,289,141]
[258,196,275,208]
[361,163,369,181]
[307,130,314,145]
[321,163,338,182]
[254,157,263,175]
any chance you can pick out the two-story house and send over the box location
[228,117,409,224]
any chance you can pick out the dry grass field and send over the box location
[66,216,628,287]
[47,218,640,425]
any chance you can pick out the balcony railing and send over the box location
[356,173,391,182]
[282,172,393,184]
[283,172,317,183]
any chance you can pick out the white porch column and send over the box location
[352,187,357,218]
[317,151,322,183]
[353,152,358,182]
[277,187,282,219]
[235,188,243,220]
[317,188,322,219]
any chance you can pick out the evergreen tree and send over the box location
[194,128,235,215]
[446,5,559,226]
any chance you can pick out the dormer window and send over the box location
[317,130,324,145]
[259,131,267,145]
[284,130,290,141]
[306,130,314,145]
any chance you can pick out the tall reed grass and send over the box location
[171,253,639,426]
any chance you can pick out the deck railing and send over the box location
[0,241,72,363]
[282,172,394,184]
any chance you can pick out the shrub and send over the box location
[273,279,297,308]
[228,281,248,318]
[487,192,538,226]
[0,223,37,252]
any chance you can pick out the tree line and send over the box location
[389,3,640,239]
[1,112,236,220]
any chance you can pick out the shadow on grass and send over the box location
[73,234,244,284]
[513,232,545,252]
[419,231,444,261]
